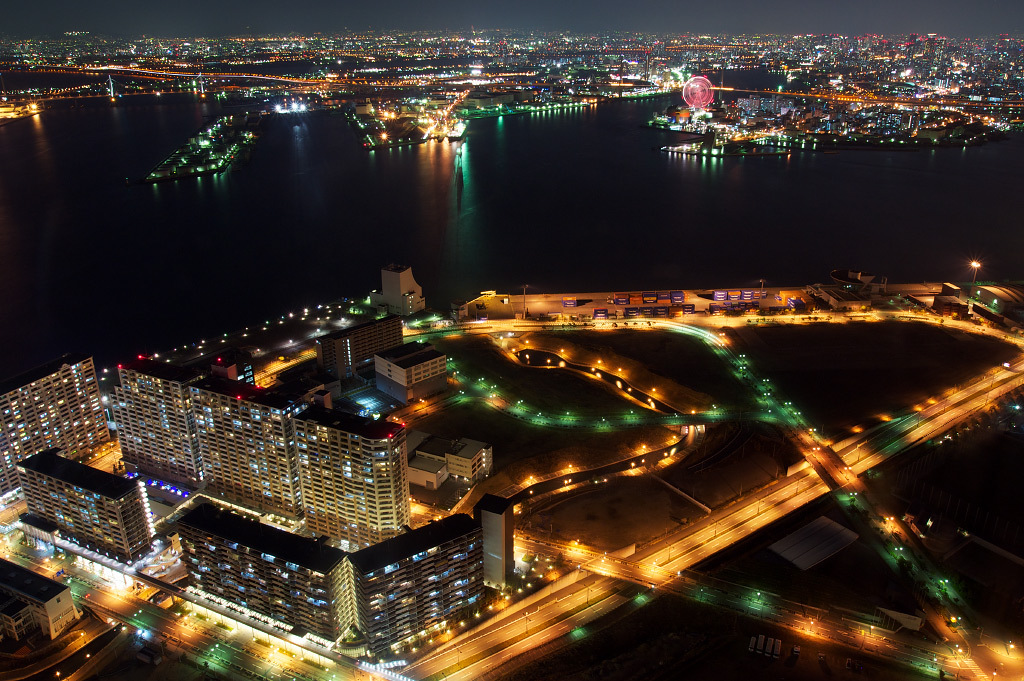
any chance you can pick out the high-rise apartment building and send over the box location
[190,378,306,519]
[176,501,486,656]
[0,354,108,496]
[18,449,154,563]
[349,514,483,656]
[315,315,403,379]
[178,503,353,642]
[293,407,410,550]
[112,358,205,487]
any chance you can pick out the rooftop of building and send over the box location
[178,503,347,574]
[19,512,60,535]
[975,283,1024,305]
[0,595,30,618]
[412,434,489,460]
[294,406,404,440]
[18,449,138,499]
[383,264,411,273]
[415,437,453,457]
[375,342,444,369]
[408,456,447,474]
[190,376,297,410]
[349,514,478,574]
[0,556,69,605]
[318,314,400,341]
[474,493,513,516]
[119,357,205,384]
[0,353,93,396]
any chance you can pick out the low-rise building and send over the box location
[0,557,80,640]
[18,449,154,564]
[407,431,492,482]
[407,456,448,491]
[374,343,447,404]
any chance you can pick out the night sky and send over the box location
[4,0,1024,37]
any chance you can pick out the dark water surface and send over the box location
[0,84,1020,375]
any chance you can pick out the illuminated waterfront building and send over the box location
[349,514,483,656]
[17,449,154,564]
[0,354,108,496]
[373,342,448,404]
[292,407,410,550]
[190,378,306,519]
[0,557,80,640]
[177,503,354,641]
[369,265,425,316]
[315,315,403,379]
[112,358,206,487]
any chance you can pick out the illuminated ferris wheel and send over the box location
[682,76,715,109]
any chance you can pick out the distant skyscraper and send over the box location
[190,378,306,519]
[0,354,108,496]
[292,407,410,550]
[18,449,154,563]
[112,358,205,487]
[315,315,403,379]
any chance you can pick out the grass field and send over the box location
[727,320,1020,434]
[433,334,648,417]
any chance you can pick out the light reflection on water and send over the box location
[0,91,1021,375]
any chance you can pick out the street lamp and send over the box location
[970,261,981,284]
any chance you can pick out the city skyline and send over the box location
[4,1,1024,38]
[1,9,1024,680]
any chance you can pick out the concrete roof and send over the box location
[768,516,858,570]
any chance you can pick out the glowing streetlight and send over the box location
[970,260,981,283]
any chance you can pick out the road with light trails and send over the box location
[424,319,1024,680]
[403,573,630,680]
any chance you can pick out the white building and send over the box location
[0,557,80,640]
[374,342,447,404]
[369,265,425,316]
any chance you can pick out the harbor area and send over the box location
[453,279,945,322]
[143,113,261,183]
